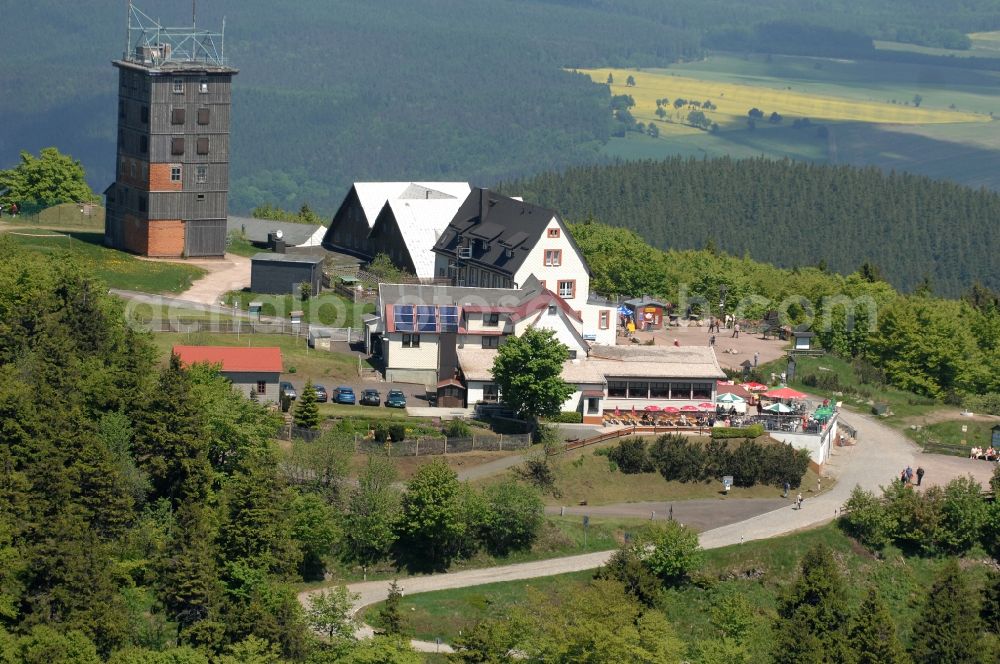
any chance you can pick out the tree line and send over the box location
[502,156,1000,297]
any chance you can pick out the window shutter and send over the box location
[196,137,209,155]
[171,137,185,155]
[197,108,210,125]
[171,108,185,124]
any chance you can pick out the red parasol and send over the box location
[740,381,768,392]
[697,402,715,410]
[680,405,699,412]
[765,386,807,400]
[644,405,661,411]
[663,406,680,414]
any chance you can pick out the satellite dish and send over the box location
[274,229,284,240]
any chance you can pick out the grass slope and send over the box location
[4,231,205,293]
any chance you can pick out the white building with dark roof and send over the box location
[432,188,616,345]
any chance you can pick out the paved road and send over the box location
[299,409,936,652]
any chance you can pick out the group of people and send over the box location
[899,465,926,486]
[969,446,998,461]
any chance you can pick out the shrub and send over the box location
[649,433,703,482]
[547,411,584,423]
[288,366,297,374]
[607,437,652,474]
[841,486,893,549]
[479,481,544,555]
[597,543,662,606]
[373,422,389,443]
[940,476,989,553]
[388,424,406,442]
[965,392,1000,416]
[641,521,703,584]
[711,424,765,439]
[515,455,559,496]
[444,419,471,438]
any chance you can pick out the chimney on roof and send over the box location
[478,188,489,224]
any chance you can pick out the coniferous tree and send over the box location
[910,560,983,663]
[983,570,1000,636]
[378,580,410,637]
[848,587,909,664]
[293,381,320,430]
[771,543,852,664]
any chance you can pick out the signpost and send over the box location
[723,475,734,494]
[582,515,590,547]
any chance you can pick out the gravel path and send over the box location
[175,254,251,305]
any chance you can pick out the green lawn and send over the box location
[225,231,264,257]
[369,522,992,651]
[149,331,364,384]
[224,290,374,328]
[7,202,106,229]
[910,420,997,457]
[5,232,205,293]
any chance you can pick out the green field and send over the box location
[596,52,1000,192]
[910,420,997,456]
[368,522,992,652]
[3,231,206,294]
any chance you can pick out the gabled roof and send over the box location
[373,197,468,279]
[624,295,671,308]
[352,182,471,229]
[586,345,726,379]
[173,345,283,373]
[228,216,325,246]
[432,188,591,278]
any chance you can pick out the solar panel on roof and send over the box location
[416,305,437,332]
[395,305,414,332]
[439,306,459,332]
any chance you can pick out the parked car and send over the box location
[385,389,407,409]
[333,386,356,405]
[360,388,381,406]
[313,385,328,402]
[279,381,297,401]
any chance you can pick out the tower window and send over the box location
[118,101,125,119]
[170,166,182,182]
[171,137,185,155]
[195,166,207,184]
[130,161,136,178]
[172,79,184,93]
[171,108,185,124]
[196,137,210,155]
[199,79,209,93]
[196,194,206,201]
[141,105,149,123]
[139,135,148,154]
[197,108,210,125]
[138,195,147,213]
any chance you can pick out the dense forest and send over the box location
[504,157,1000,296]
[567,222,1000,402]
[3,0,999,213]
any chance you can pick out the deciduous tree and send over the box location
[0,147,97,208]
[490,328,573,421]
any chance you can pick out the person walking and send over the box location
[796,492,803,510]
[905,466,913,484]
[732,322,740,338]
[753,351,759,367]
[710,334,716,347]
[916,466,925,486]
[783,481,790,498]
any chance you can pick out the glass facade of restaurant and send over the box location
[606,379,713,400]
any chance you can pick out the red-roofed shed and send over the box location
[173,345,283,402]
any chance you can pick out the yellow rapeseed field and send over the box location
[580,68,989,126]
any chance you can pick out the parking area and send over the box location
[280,376,432,407]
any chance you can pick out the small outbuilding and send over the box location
[250,253,324,295]
[173,345,283,402]
[623,295,670,331]
[792,331,816,351]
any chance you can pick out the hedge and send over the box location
[645,433,809,488]
[547,411,584,423]
[711,424,765,439]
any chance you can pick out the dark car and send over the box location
[313,385,328,402]
[385,389,407,409]
[360,388,381,406]
[333,386,356,405]
[279,381,297,401]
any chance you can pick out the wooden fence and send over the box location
[357,433,532,456]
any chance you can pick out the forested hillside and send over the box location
[506,158,1000,296]
[567,222,1000,401]
[3,0,998,214]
